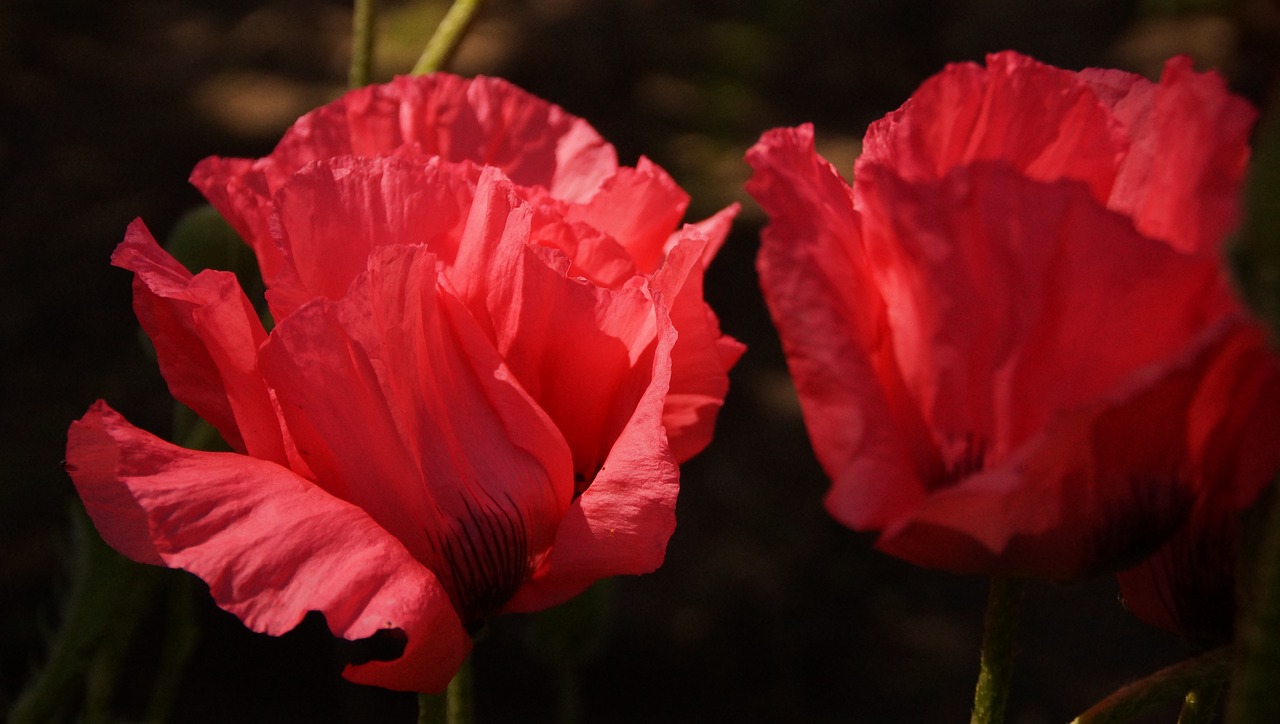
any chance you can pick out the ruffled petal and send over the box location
[434,168,668,486]
[112,220,285,464]
[859,51,1125,202]
[653,228,744,462]
[268,156,483,320]
[412,74,619,202]
[191,73,620,284]
[505,301,680,611]
[1117,323,1280,640]
[875,321,1242,579]
[746,125,927,528]
[189,157,286,283]
[65,402,468,692]
[260,241,574,620]
[855,162,1238,460]
[563,158,690,274]
[1083,56,1256,255]
[678,202,739,268]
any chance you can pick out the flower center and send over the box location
[425,489,532,627]
[927,433,988,491]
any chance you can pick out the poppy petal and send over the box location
[112,220,285,464]
[505,302,680,611]
[65,401,469,692]
[747,124,927,528]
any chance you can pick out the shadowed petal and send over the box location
[875,321,1235,578]
[855,162,1238,459]
[1117,324,1280,640]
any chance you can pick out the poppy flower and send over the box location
[66,75,741,692]
[746,51,1278,581]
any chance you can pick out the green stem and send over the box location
[970,577,1025,724]
[411,0,486,75]
[145,574,201,723]
[1070,647,1232,724]
[418,690,446,724]
[1228,478,1280,724]
[348,0,377,88]
[418,656,473,724]
[1178,681,1226,724]
[555,661,581,724]
[7,509,156,724]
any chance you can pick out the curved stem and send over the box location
[411,0,486,75]
[418,656,473,724]
[1070,646,1232,724]
[970,577,1025,724]
[348,0,377,88]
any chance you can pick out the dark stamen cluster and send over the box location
[426,488,532,626]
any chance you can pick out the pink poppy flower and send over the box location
[66,75,741,692]
[746,51,1279,580]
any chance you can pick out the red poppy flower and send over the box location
[66,75,741,692]
[747,51,1277,580]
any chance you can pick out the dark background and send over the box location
[3,0,1279,721]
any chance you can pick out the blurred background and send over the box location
[3,0,1280,721]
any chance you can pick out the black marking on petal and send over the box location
[338,626,408,665]
[1122,507,1236,645]
[1087,473,1196,576]
[425,488,532,625]
[926,432,988,491]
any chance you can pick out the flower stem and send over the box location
[7,508,157,724]
[1069,646,1232,724]
[1178,681,1225,724]
[1228,479,1280,724]
[411,0,486,75]
[348,0,377,88]
[970,577,1025,724]
[418,656,473,724]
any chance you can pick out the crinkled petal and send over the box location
[1117,323,1280,640]
[653,228,744,462]
[563,158,690,274]
[746,125,927,528]
[859,51,1125,202]
[1083,56,1256,255]
[505,299,680,611]
[189,157,287,283]
[112,220,285,464]
[191,74,619,258]
[65,402,468,692]
[875,321,1242,579]
[441,168,668,483]
[855,161,1238,460]
[268,156,482,320]
[677,203,739,268]
[259,243,573,584]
